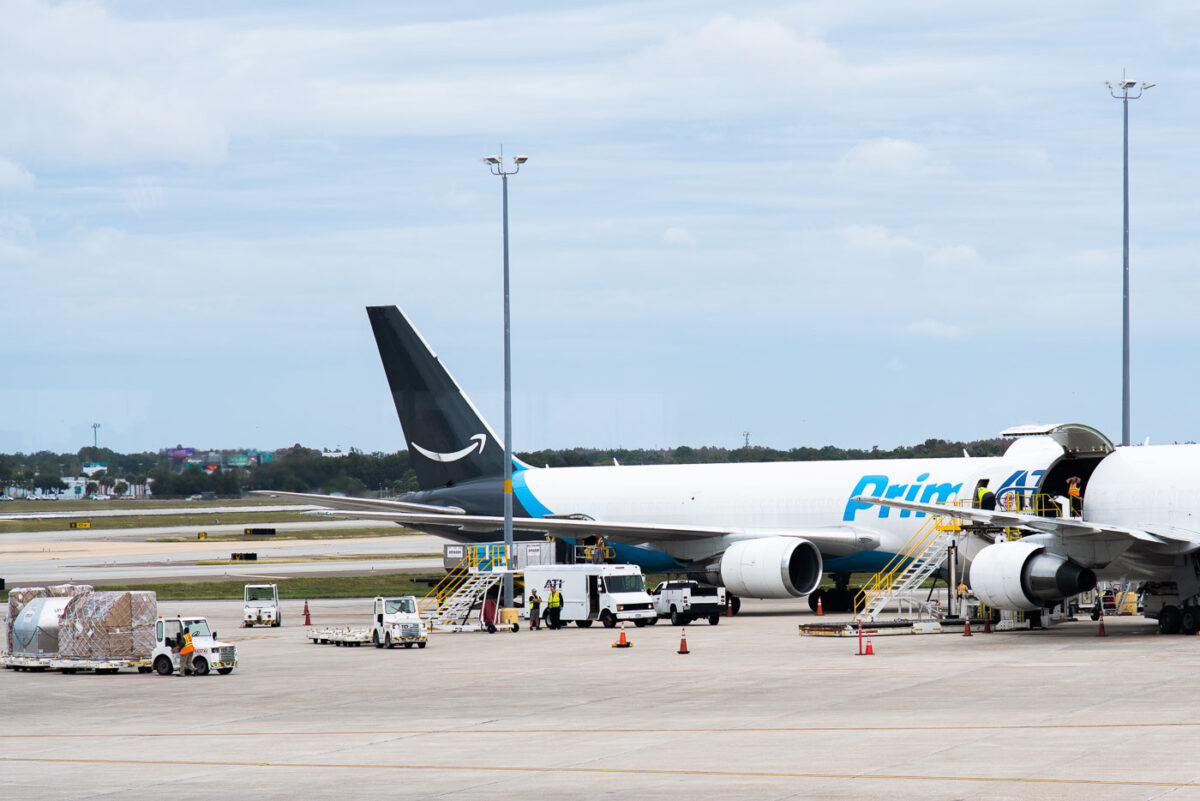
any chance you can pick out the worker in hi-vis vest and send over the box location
[1067,476,1082,517]
[975,481,997,511]
[547,587,563,630]
[179,626,196,675]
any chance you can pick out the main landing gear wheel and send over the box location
[1158,605,1182,635]
[1181,606,1200,635]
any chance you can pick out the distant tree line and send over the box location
[0,437,1007,498]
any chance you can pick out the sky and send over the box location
[2,0,1199,456]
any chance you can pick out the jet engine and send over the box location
[712,537,823,599]
[969,541,1096,611]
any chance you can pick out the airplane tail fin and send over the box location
[367,306,507,490]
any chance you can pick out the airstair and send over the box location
[855,512,963,622]
[419,545,510,631]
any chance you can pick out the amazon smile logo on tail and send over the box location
[411,434,487,463]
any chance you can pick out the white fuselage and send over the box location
[518,436,1067,569]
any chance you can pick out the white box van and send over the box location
[523,564,656,628]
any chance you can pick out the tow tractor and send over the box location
[243,583,281,627]
[306,596,429,649]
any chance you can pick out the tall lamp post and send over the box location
[1105,74,1154,448]
[483,152,527,609]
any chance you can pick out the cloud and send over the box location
[0,215,36,262]
[837,138,944,177]
[0,157,34,190]
[838,224,919,256]
[124,177,166,214]
[902,319,963,339]
[662,226,696,247]
[927,244,984,271]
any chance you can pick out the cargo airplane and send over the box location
[264,306,1116,613]
[858,442,1200,633]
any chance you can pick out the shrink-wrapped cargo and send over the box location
[11,596,72,656]
[48,583,93,597]
[58,592,142,659]
[130,591,157,656]
[7,587,48,652]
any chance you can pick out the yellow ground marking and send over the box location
[5,721,1200,737]
[0,756,1192,788]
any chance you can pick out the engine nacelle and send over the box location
[969,541,1096,612]
[714,537,823,599]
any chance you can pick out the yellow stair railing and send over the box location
[854,511,962,619]
[418,544,511,616]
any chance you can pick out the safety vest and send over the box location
[180,632,195,655]
[1068,484,1081,498]
[548,591,562,609]
[976,486,990,504]
[530,596,541,610]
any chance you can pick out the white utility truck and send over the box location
[650,580,726,625]
[522,563,656,628]
[305,596,429,648]
[242,583,281,627]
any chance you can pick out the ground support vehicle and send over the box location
[3,615,236,676]
[651,580,727,625]
[243,583,281,627]
[523,564,656,628]
[152,616,237,675]
[306,596,429,648]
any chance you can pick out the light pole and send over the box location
[1105,73,1154,448]
[483,152,527,609]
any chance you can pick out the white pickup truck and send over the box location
[650,580,726,625]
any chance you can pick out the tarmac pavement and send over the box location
[3,598,1199,800]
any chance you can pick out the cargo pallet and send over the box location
[2,653,153,674]
[306,627,373,646]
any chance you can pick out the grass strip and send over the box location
[148,527,414,542]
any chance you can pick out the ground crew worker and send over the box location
[179,626,196,675]
[1067,476,1082,517]
[593,536,607,564]
[529,589,542,630]
[547,586,563,629]
[975,481,997,511]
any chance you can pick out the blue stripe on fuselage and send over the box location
[512,464,553,518]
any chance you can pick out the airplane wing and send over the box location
[851,495,1199,546]
[253,492,877,555]
[250,490,465,515]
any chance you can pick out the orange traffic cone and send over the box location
[864,633,874,656]
[816,596,824,616]
[678,626,690,655]
[962,619,973,637]
[1097,616,1108,637]
[612,621,632,648]
[303,600,312,626]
